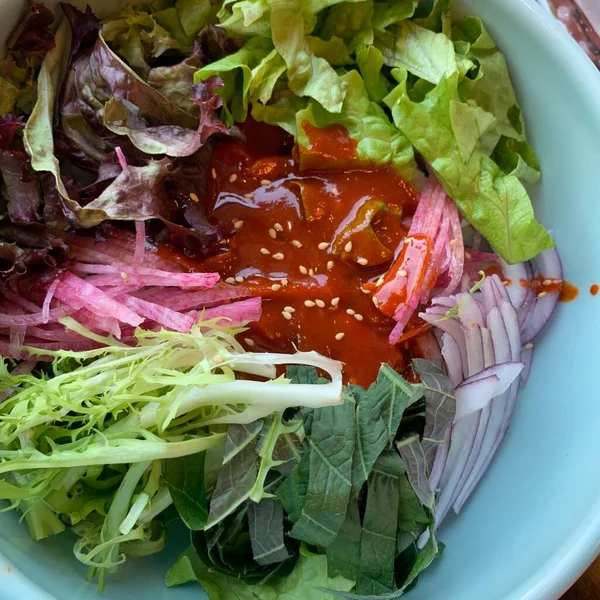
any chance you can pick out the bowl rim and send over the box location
[1,0,600,599]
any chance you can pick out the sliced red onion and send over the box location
[519,344,534,389]
[520,248,563,343]
[498,259,529,309]
[454,362,524,421]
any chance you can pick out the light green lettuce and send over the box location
[319,0,374,53]
[375,20,456,84]
[269,0,347,112]
[384,68,552,262]
[194,38,275,122]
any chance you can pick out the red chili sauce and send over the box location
[591,284,599,296]
[195,120,421,386]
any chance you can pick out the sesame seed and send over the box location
[245,338,255,347]
[344,241,353,253]
[211,168,217,179]
[225,277,236,284]
[271,284,281,291]
[281,278,288,286]
[269,228,277,239]
[346,308,356,316]
[465,251,472,260]
[354,313,364,321]
[315,299,325,308]
[376,276,385,286]
[538,291,547,298]
[372,296,379,307]
[260,248,271,255]
[331,297,340,307]
[234,220,244,229]
[229,173,237,183]
[331,186,340,197]
[244,192,255,199]
[398,269,407,277]
[260,179,271,186]
[361,288,370,294]
[318,242,329,250]
[189,192,199,202]
[304,300,316,307]
[524,342,534,349]
[299,265,308,275]
[335,332,345,341]
[327,260,334,271]
[450,239,456,248]
[213,356,225,365]
[282,311,293,320]
[120,271,129,282]
[235,276,244,283]
[309,268,315,276]
[357,258,368,266]
[274,223,284,232]
[291,239,303,248]
[543,279,552,286]
[284,306,295,313]
[272,252,285,260]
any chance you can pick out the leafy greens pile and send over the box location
[164,360,456,598]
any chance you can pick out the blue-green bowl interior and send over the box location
[1,0,600,598]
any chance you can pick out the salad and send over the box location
[0,0,563,597]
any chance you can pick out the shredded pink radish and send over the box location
[9,326,26,358]
[42,278,60,324]
[119,296,195,333]
[54,273,144,327]
[190,297,263,326]
[134,285,251,311]
[133,221,146,267]
[115,146,128,170]
[377,179,465,344]
[70,265,220,289]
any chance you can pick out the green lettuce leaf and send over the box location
[269,0,347,112]
[102,6,183,76]
[296,70,415,178]
[374,20,456,84]
[251,93,308,136]
[217,0,272,39]
[319,0,374,53]
[371,0,416,30]
[167,546,354,598]
[356,46,391,103]
[384,69,553,262]
[326,498,361,581]
[194,37,275,122]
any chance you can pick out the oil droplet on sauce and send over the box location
[590,284,599,296]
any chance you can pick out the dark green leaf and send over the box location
[206,422,262,529]
[396,436,434,510]
[356,451,404,595]
[277,449,310,523]
[248,499,290,566]
[286,365,329,385]
[290,400,355,547]
[165,453,207,531]
[352,365,422,489]
[397,473,429,535]
[411,359,455,471]
[326,498,361,581]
